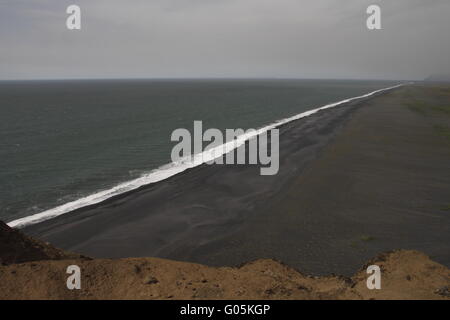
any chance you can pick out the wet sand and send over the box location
[24,84,450,276]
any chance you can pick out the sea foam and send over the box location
[7,83,405,228]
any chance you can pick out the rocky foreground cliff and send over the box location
[0,221,449,300]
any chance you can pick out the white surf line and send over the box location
[7,83,406,228]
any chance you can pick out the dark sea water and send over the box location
[0,79,398,225]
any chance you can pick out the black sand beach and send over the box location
[23,84,450,276]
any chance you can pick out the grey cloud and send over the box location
[0,0,449,80]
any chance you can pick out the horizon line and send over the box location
[0,76,416,82]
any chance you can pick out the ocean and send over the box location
[0,79,399,227]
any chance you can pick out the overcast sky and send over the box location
[1,0,449,80]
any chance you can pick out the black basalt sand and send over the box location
[24,85,450,276]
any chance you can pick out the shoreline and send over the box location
[8,83,403,229]
[21,84,450,276]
